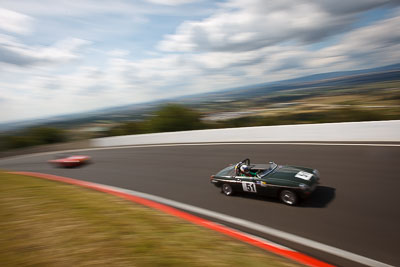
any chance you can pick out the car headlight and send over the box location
[313,169,320,178]
[299,183,310,190]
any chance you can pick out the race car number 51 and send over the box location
[242,182,257,193]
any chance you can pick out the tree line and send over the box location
[1,103,395,151]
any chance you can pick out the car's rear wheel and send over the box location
[221,183,234,196]
[280,190,298,205]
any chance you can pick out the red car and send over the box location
[49,155,91,168]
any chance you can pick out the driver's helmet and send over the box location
[240,165,249,173]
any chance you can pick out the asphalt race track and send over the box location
[1,143,399,267]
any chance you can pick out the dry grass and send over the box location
[0,172,302,267]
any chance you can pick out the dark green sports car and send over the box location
[210,158,320,205]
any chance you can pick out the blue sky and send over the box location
[0,0,399,124]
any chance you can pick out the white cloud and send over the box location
[107,49,131,57]
[0,0,209,18]
[2,8,399,123]
[315,13,400,68]
[0,1,399,124]
[158,0,398,52]
[0,7,33,34]
[146,0,200,6]
[0,35,90,67]
[0,0,140,17]
[317,0,391,14]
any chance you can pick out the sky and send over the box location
[0,0,399,124]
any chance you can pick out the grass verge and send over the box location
[0,172,302,267]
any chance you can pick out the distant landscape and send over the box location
[1,63,399,151]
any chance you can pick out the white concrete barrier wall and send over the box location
[92,120,400,147]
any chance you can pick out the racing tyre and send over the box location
[280,190,298,206]
[221,183,234,196]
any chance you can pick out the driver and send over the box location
[240,165,257,177]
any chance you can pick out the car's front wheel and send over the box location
[221,183,234,196]
[280,190,298,205]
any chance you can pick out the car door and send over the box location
[262,177,281,197]
[253,177,270,196]
[235,175,258,194]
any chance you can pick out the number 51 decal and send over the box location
[242,182,257,193]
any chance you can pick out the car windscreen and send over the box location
[259,163,278,178]
[217,165,235,176]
